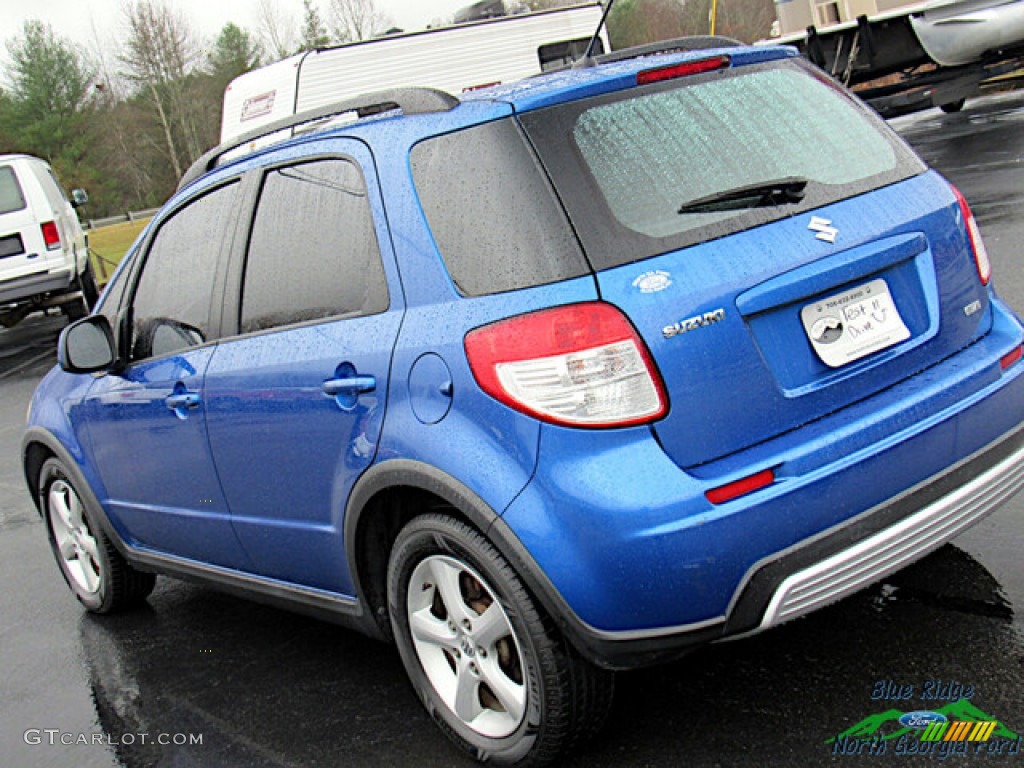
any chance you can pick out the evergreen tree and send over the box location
[1,20,94,174]
[208,23,263,86]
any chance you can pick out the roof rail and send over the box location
[178,86,460,191]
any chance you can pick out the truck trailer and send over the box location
[220,3,607,145]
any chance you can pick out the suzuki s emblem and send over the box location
[808,216,839,243]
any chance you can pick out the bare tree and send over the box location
[257,0,299,60]
[608,0,773,48]
[120,0,204,178]
[712,0,775,43]
[328,0,391,43]
[89,17,130,100]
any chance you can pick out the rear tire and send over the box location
[940,98,966,113]
[79,259,100,309]
[387,514,613,766]
[40,458,155,613]
[63,259,100,321]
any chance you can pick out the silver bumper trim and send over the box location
[760,437,1024,629]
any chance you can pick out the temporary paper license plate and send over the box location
[800,278,910,368]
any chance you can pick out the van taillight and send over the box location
[951,185,991,285]
[41,221,61,250]
[464,302,668,428]
[637,56,730,86]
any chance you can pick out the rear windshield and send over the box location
[0,166,27,215]
[520,58,925,269]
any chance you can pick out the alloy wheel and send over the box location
[406,554,527,738]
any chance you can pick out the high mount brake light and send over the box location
[951,184,991,286]
[464,302,668,428]
[41,221,61,250]
[637,56,730,86]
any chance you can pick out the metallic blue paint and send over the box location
[23,46,1024,669]
[503,300,1024,631]
[79,346,254,568]
[600,172,990,468]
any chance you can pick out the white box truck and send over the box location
[220,3,607,144]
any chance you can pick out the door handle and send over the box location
[166,392,200,409]
[322,374,376,411]
[165,387,200,420]
[321,376,376,397]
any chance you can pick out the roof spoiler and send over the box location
[178,87,459,191]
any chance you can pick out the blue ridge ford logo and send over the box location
[899,711,949,730]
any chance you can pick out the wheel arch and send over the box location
[21,427,125,555]
[344,459,504,640]
[343,459,630,668]
[22,435,55,515]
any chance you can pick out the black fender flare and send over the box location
[341,459,712,669]
[343,459,504,597]
[21,426,131,561]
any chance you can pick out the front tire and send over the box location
[387,514,613,766]
[40,458,155,613]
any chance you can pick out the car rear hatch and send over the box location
[520,55,992,467]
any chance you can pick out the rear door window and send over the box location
[36,165,70,211]
[239,158,389,334]
[0,166,27,214]
[520,58,925,269]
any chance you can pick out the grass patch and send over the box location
[87,218,151,283]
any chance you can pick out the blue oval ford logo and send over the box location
[899,711,948,729]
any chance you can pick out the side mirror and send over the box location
[70,188,89,208]
[58,316,116,373]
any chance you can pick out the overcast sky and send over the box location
[3,0,479,60]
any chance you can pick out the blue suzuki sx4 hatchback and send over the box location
[22,40,1024,766]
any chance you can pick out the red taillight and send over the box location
[464,302,668,428]
[41,221,61,250]
[637,56,730,86]
[705,469,775,505]
[1001,345,1023,370]
[951,185,991,285]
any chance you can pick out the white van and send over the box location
[0,154,96,327]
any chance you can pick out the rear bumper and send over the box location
[730,420,1024,635]
[497,298,1024,669]
[497,416,1024,669]
[0,267,75,305]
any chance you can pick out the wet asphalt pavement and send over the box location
[1,90,1023,767]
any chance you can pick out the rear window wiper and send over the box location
[678,177,808,215]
